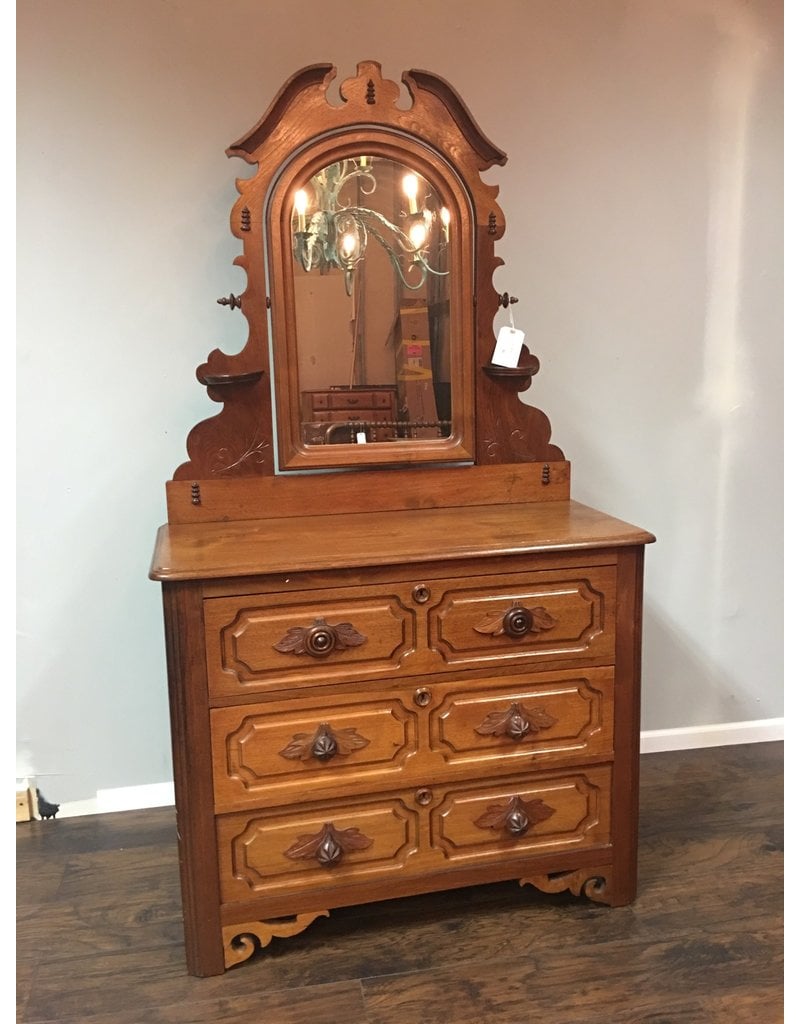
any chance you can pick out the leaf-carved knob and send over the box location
[273,618,367,659]
[503,606,533,638]
[278,723,371,763]
[283,822,374,866]
[474,795,555,838]
[475,702,558,742]
[473,604,558,640]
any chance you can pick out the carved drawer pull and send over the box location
[273,617,367,659]
[475,701,557,741]
[473,604,558,640]
[279,723,371,763]
[414,687,432,707]
[284,822,374,866]
[474,795,555,838]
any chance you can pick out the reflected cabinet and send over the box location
[150,61,655,976]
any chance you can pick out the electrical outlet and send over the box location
[16,779,35,822]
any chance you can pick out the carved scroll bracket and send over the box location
[222,911,330,969]
[520,867,613,906]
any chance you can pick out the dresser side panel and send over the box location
[161,582,225,976]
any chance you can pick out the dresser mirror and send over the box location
[174,60,566,482]
[266,122,476,470]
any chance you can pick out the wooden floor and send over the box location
[17,742,783,1024]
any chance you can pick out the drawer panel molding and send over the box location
[205,589,416,695]
[431,670,614,769]
[212,696,416,811]
[219,798,420,901]
[428,566,617,669]
[431,768,611,863]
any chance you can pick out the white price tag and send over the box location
[356,431,367,444]
[491,325,525,368]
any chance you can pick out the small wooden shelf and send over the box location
[482,358,540,380]
[199,370,264,387]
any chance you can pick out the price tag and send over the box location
[491,325,525,368]
[356,431,367,444]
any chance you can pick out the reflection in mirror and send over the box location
[290,156,452,447]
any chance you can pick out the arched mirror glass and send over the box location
[267,132,475,471]
[289,155,453,448]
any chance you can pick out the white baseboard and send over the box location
[54,782,175,820]
[37,721,783,819]
[640,717,784,753]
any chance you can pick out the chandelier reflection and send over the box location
[292,157,450,296]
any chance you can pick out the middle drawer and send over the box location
[211,667,614,812]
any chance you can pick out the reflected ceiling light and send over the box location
[291,158,449,296]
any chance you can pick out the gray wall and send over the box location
[17,0,783,805]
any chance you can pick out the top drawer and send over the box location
[204,563,616,698]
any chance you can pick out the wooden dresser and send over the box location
[150,62,654,976]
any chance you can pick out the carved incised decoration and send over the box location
[211,434,271,474]
[222,911,330,968]
[274,618,367,658]
[520,867,613,906]
[475,701,557,741]
[473,604,558,640]
[278,722,371,762]
[474,795,555,837]
[284,822,374,865]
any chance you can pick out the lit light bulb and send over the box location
[340,231,357,259]
[409,218,428,251]
[294,189,308,231]
[402,173,419,214]
[440,206,450,241]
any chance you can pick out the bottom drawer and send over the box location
[217,766,611,903]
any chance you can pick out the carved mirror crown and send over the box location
[174,61,562,480]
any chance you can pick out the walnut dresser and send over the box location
[150,61,655,977]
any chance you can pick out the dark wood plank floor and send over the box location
[17,743,783,1024]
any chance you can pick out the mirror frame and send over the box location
[269,131,475,470]
[173,62,565,482]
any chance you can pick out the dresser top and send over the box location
[150,499,654,582]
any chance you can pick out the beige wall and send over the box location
[17,0,782,804]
